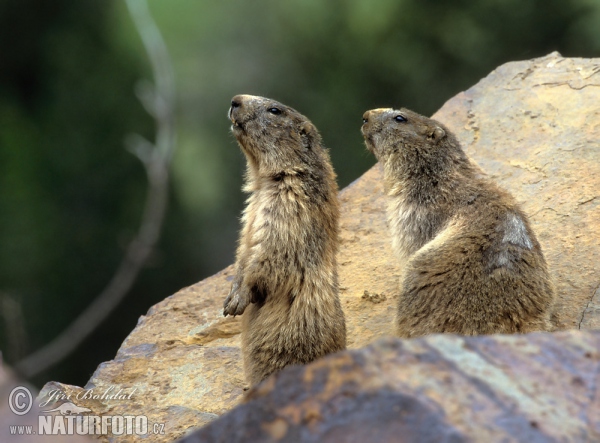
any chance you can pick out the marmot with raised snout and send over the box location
[223,94,346,385]
[361,107,555,337]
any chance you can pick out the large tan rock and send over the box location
[438,52,600,331]
[180,330,600,443]
[39,52,600,442]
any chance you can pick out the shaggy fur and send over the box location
[224,94,346,385]
[361,107,555,337]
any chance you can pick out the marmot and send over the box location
[361,107,555,337]
[223,94,346,385]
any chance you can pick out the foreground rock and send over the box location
[180,330,600,443]
[39,52,600,442]
[1,364,93,442]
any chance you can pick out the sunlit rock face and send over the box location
[40,52,600,442]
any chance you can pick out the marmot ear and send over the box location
[428,126,445,142]
[300,121,317,149]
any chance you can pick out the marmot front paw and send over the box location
[223,280,250,316]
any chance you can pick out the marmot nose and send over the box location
[229,96,244,122]
[231,94,248,109]
[362,111,370,124]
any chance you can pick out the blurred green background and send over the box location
[1,0,599,387]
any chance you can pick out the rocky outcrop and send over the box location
[438,52,600,331]
[181,331,600,443]
[38,52,600,442]
[1,365,93,442]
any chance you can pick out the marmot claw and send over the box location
[223,281,250,316]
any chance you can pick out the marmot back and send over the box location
[362,107,555,337]
[224,94,346,385]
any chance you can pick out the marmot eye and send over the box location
[268,107,282,115]
[362,118,368,124]
[394,115,407,122]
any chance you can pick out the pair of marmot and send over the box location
[223,95,555,386]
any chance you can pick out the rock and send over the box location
[437,52,600,331]
[0,364,94,442]
[180,330,600,443]
[39,52,600,442]
[582,285,600,330]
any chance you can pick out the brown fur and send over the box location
[361,107,555,337]
[223,94,346,385]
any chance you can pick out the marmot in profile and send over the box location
[361,107,555,337]
[223,94,346,385]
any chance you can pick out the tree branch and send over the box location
[15,0,177,379]
[0,292,28,363]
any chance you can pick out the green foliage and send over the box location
[0,0,152,382]
[1,0,598,386]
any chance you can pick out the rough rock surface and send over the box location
[439,52,600,331]
[38,52,600,442]
[181,331,600,443]
[1,364,93,442]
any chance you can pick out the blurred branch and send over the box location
[15,0,176,379]
[0,292,28,362]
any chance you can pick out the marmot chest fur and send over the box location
[361,107,555,337]
[223,94,346,385]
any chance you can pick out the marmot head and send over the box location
[361,107,451,162]
[361,107,475,196]
[361,107,473,187]
[229,95,326,177]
